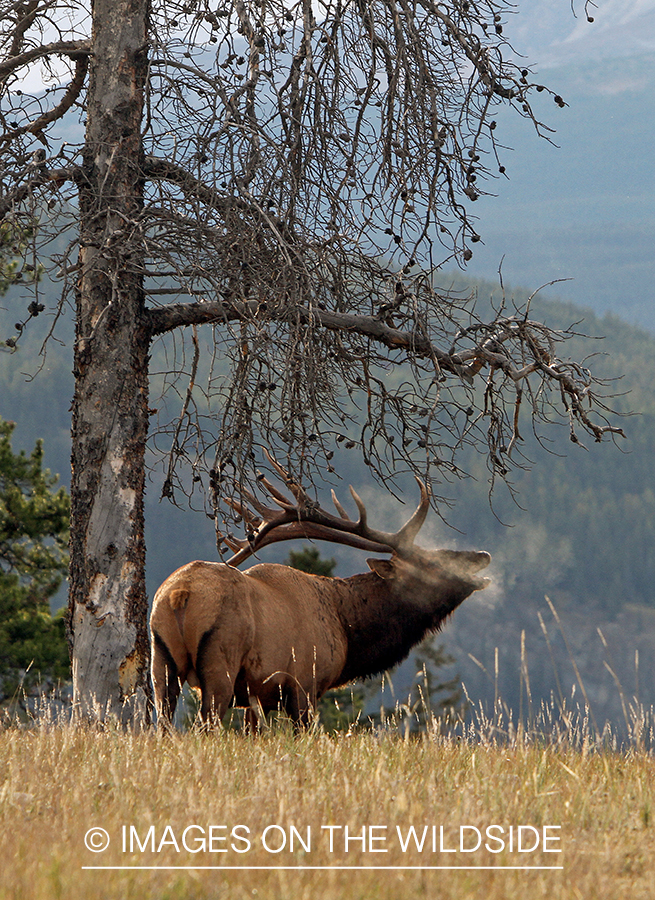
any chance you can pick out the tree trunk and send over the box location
[67,0,151,724]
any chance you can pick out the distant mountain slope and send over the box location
[2,272,652,614]
[430,276,655,612]
[457,0,655,331]
[3,271,655,728]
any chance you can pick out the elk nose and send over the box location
[472,551,491,571]
[455,549,491,571]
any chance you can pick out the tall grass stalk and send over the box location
[3,602,655,899]
[1,688,655,900]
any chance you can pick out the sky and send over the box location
[512,0,655,65]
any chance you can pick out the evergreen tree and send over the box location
[0,418,70,700]
[284,546,337,579]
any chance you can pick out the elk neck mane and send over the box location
[330,570,449,684]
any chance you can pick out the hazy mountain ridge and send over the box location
[2,272,654,729]
[463,0,655,332]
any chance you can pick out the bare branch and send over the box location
[0,164,78,219]
[147,297,457,369]
[0,0,620,524]
[1,53,87,144]
[0,38,90,78]
[143,156,243,215]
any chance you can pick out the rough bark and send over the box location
[67,0,151,724]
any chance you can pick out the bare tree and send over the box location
[0,0,622,723]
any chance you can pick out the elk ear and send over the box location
[367,558,396,580]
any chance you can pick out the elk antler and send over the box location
[223,451,431,567]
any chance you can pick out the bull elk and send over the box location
[150,455,491,727]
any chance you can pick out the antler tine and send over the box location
[223,454,431,568]
[221,466,308,567]
[263,448,288,478]
[331,489,352,521]
[223,534,247,553]
[263,449,307,504]
[224,519,393,567]
[348,486,368,529]
[224,496,263,530]
[343,477,431,553]
[395,477,431,547]
[257,474,297,511]
[223,476,392,567]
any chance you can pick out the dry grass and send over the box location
[1,713,655,900]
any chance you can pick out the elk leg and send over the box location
[245,696,266,734]
[152,632,183,726]
[282,682,314,728]
[196,628,239,726]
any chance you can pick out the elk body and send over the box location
[150,459,491,727]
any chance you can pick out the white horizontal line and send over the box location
[82,865,564,871]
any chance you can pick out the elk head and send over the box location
[223,451,491,600]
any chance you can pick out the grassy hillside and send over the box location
[1,722,654,900]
